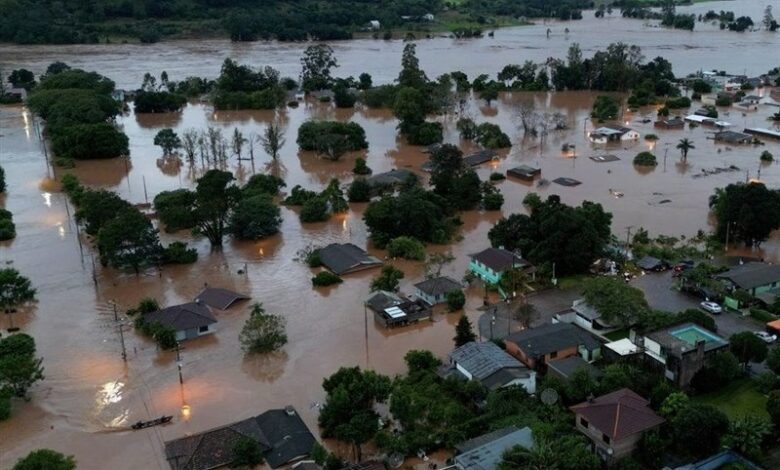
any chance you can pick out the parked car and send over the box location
[754,331,777,344]
[700,301,723,314]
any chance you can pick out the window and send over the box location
[602,434,611,444]
[550,351,558,359]
[199,325,209,333]
[579,417,589,428]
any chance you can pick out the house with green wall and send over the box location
[469,247,535,287]
[715,262,780,309]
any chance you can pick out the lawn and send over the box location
[604,328,630,341]
[693,379,768,420]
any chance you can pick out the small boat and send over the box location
[131,415,173,430]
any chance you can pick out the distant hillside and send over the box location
[0,0,592,45]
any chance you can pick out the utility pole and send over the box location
[112,301,127,362]
[176,342,183,385]
[663,147,669,172]
[625,226,634,258]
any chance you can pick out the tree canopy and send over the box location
[582,277,650,328]
[0,268,36,311]
[710,182,780,247]
[11,449,75,470]
[239,304,288,354]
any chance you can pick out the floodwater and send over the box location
[2,1,780,469]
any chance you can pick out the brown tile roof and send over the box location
[570,389,664,441]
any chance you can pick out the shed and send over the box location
[318,243,383,275]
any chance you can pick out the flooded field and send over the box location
[2,1,780,468]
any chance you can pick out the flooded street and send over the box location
[2,1,780,468]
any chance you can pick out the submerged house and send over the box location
[414,276,462,306]
[504,322,602,371]
[654,116,685,129]
[571,389,664,463]
[469,247,535,285]
[164,407,316,469]
[194,287,249,310]
[365,169,416,195]
[444,341,536,393]
[714,130,753,144]
[588,126,640,144]
[141,302,217,342]
[365,291,432,328]
[318,243,383,275]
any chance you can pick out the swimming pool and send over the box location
[670,325,723,345]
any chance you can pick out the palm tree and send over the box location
[677,138,695,162]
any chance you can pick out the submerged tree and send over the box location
[239,303,287,354]
[454,315,477,347]
[258,121,286,160]
[153,128,182,155]
[0,333,45,398]
[0,268,36,313]
[193,170,241,249]
[300,44,338,92]
[677,138,695,161]
[11,449,75,470]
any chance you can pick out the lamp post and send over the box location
[176,342,183,385]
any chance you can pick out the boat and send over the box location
[131,415,173,430]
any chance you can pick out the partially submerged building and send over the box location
[469,247,535,285]
[365,291,432,328]
[318,243,383,275]
[588,126,640,144]
[142,302,217,342]
[194,287,250,310]
[414,276,462,306]
[713,130,753,144]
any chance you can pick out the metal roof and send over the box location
[143,302,217,332]
[505,322,601,359]
[716,262,780,290]
[318,243,383,275]
[454,426,534,470]
[450,341,525,381]
[470,247,531,273]
[194,287,250,310]
[414,276,462,297]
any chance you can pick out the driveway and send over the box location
[477,287,580,340]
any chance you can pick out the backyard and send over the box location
[694,378,769,419]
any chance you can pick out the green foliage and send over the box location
[126,298,160,316]
[723,415,772,461]
[11,449,76,470]
[660,392,690,419]
[760,150,774,162]
[482,184,504,211]
[670,403,729,459]
[50,123,129,160]
[153,128,182,155]
[300,44,338,92]
[154,189,197,232]
[193,170,242,247]
[300,198,330,223]
[229,195,281,240]
[691,351,741,393]
[490,172,506,181]
[730,331,768,366]
[312,271,343,287]
[370,265,404,292]
[229,437,264,468]
[0,165,5,192]
[591,95,620,121]
[405,121,443,146]
[0,333,45,402]
[135,318,177,350]
[134,91,186,113]
[767,390,780,427]
[97,208,162,274]
[284,185,318,206]
[633,151,658,166]
[239,303,287,354]
[754,371,778,394]
[297,121,368,160]
[582,277,649,328]
[8,69,35,90]
[387,237,426,261]
[243,174,285,197]
[211,59,286,110]
[161,241,198,264]
[665,96,692,109]
[454,315,477,347]
[475,123,511,148]
[767,347,780,374]
[457,118,478,140]
[430,144,483,210]
[447,290,466,312]
[404,350,441,373]
[0,268,37,311]
[499,434,600,470]
[0,209,16,240]
[488,195,612,276]
[692,80,712,94]
[347,179,371,203]
[0,389,10,421]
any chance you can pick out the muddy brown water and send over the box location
[2,2,780,468]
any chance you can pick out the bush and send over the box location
[760,151,773,162]
[0,210,15,240]
[353,158,372,175]
[161,241,198,264]
[406,122,443,145]
[633,151,658,166]
[457,118,478,140]
[591,95,620,121]
[50,123,129,160]
[300,197,330,223]
[135,318,177,350]
[312,271,343,286]
[387,236,426,260]
[284,185,318,206]
[229,195,282,239]
[750,308,777,322]
[489,172,506,181]
[666,96,692,109]
[754,371,779,394]
[297,121,368,153]
[243,174,286,197]
[446,290,466,312]
[475,123,511,148]
[644,134,659,141]
[154,189,197,232]
[347,179,371,202]
[482,191,504,210]
[715,95,733,107]
[361,84,398,108]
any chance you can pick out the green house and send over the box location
[469,247,535,285]
[715,262,780,309]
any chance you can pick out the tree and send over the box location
[259,121,285,160]
[397,43,428,90]
[97,208,162,274]
[8,69,35,90]
[723,415,771,460]
[709,183,780,247]
[499,434,599,470]
[765,5,779,31]
[181,129,199,163]
[319,367,391,461]
[243,174,285,197]
[513,303,537,329]
[231,128,247,160]
[404,350,441,373]
[230,437,264,468]
[300,197,330,223]
[0,165,6,192]
[767,390,780,428]
[154,128,181,155]
[677,138,695,162]
[479,85,499,105]
[670,404,729,459]
[582,277,649,328]
[767,347,780,374]
[633,151,657,167]
[11,449,75,470]
[193,170,241,248]
[424,252,455,278]
[239,304,287,354]
[447,290,466,312]
[454,315,477,347]
[229,195,281,240]
[387,237,426,261]
[429,144,482,210]
[153,189,197,232]
[591,95,620,121]
[729,331,768,368]
[300,44,338,92]
[0,268,36,312]
[347,179,371,203]
[0,333,45,398]
[370,265,404,292]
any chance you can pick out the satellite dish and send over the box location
[540,388,559,405]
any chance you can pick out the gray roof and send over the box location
[366,169,415,188]
[547,356,603,380]
[505,323,601,359]
[470,247,531,273]
[450,341,529,383]
[636,256,666,270]
[463,149,497,166]
[716,262,780,290]
[318,243,383,275]
[481,368,532,390]
[165,407,315,470]
[365,291,403,313]
[571,301,602,321]
[454,426,534,470]
[143,302,217,332]
[194,287,249,310]
[414,276,462,297]
[714,130,752,143]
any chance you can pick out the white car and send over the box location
[754,331,777,344]
[700,301,723,314]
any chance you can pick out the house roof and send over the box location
[143,302,217,332]
[593,126,630,135]
[365,291,404,313]
[645,322,728,357]
[636,256,666,270]
[714,130,752,143]
[470,247,531,273]
[366,169,415,188]
[450,341,529,383]
[463,149,497,166]
[505,323,601,359]
[165,408,315,470]
[339,462,386,470]
[715,262,780,290]
[454,426,534,470]
[547,356,603,380]
[194,287,250,310]
[414,276,462,297]
[570,389,664,441]
[292,462,322,470]
[318,243,383,275]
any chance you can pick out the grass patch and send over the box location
[604,328,630,341]
[693,378,768,420]
[556,275,591,291]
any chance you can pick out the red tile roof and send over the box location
[570,388,664,441]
